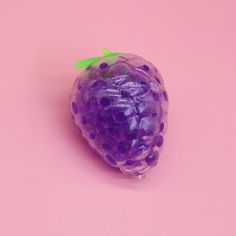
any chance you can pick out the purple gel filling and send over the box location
[70,53,168,176]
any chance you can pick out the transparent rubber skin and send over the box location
[70,54,168,177]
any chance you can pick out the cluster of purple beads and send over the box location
[70,54,168,177]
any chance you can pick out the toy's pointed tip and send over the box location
[103,48,110,56]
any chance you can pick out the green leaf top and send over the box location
[75,48,122,69]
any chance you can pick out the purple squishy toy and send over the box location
[70,49,168,178]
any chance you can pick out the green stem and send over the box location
[75,49,122,69]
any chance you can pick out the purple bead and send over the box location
[125,160,136,166]
[146,151,159,166]
[156,135,163,147]
[100,97,111,107]
[70,53,168,176]
[113,111,126,123]
[71,102,78,114]
[155,77,161,84]
[81,116,87,124]
[153,92,160,101]
[89,132,96,139]
[121,90,131,98]
[91,79,107,88]
[99,63,108,69]
[117,141,131,154]
[136,144,149,154]
[142,64,149,72]
[102,143,112,151]
[163,91,168,101]
[160,123,164,132]
[104,155,117,167]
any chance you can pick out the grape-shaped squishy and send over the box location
[70,49,168,177]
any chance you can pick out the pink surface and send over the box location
[0,0,236,235]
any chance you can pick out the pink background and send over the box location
[0,0,236,235]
